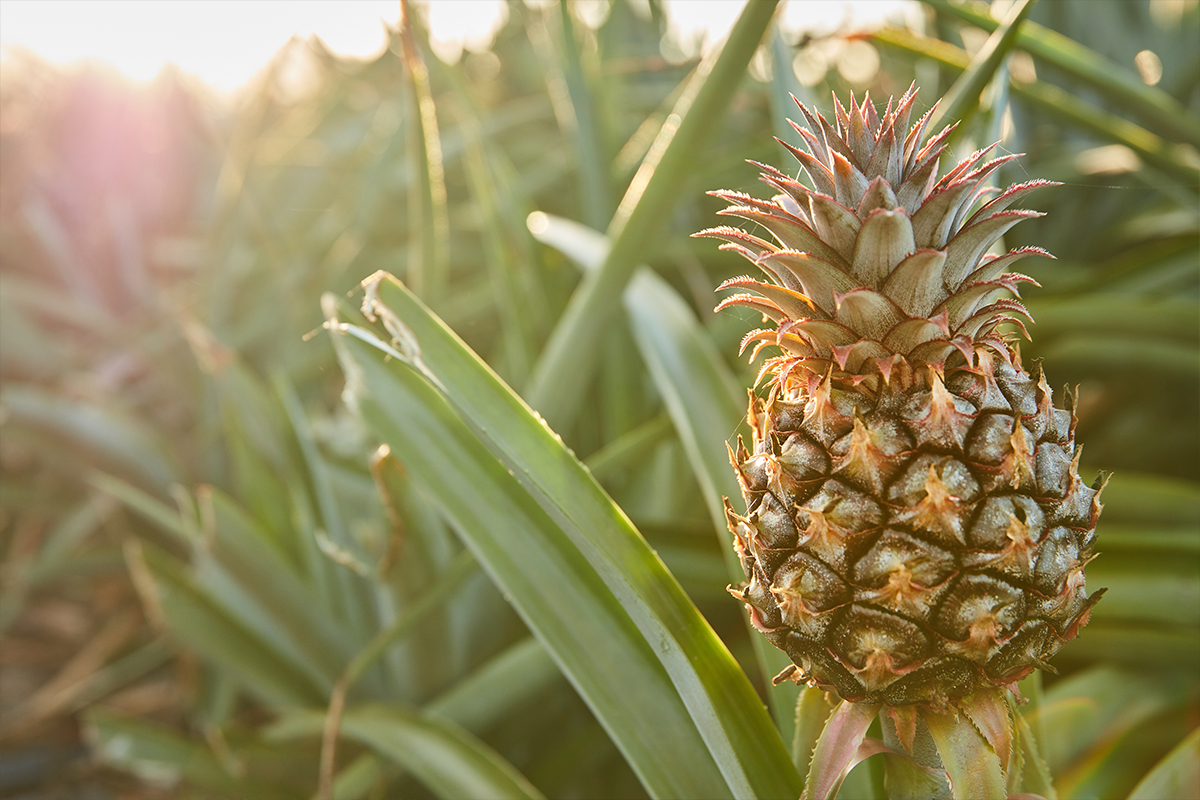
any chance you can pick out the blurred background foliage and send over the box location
[0,1,1197,798]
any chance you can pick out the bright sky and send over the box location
[0,0,914,93]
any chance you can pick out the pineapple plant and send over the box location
[702,89,1106,717]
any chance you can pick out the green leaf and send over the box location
[328,299,723,798]
[1055,622,1200,672]
[341,550,477,690]
[1026,297,1199,343]
[1039,336,1198,381]
[369,447,457,697]
[85,709,301,800]
[871,26,1200,186]
[583,413,675,484]
[1127,725,1200,800]
[793,687,836,779]
[1098,473,1200,526]
[1011,706,1056,800]
[398,3,449,301]
[920,704,1007,800]
[98,472,359,703]
[341,706,547,800]
[329,753,384,800]
[1087,556,1200,628]
[135,540,328,708]
[553,1,614,230]
[1034,665,1187,781]
[930,0,1038,133]
[327,273,801,799]
[876,742,950,800]
[458,116,537,386]
[275,374,375,640]
[625,268,801,731]
[624,270,743,540]
[426,637,561,734]
[921,0,1200,148]
[89,472,193,543]
[802,701,880,800]
[1095,519,1198,554]
[3,385,178,493]
[529,212,800,738]
[275,705,545,800]
[199,486,359,685]
[524,0,781,431]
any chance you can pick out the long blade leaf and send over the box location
[275,705,546,800]
[327,294,733,799]
[331,273,801,798]
[525,0,780,431]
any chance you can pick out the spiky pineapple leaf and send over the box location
[801,701,881,800]
[920,702,1007,800]
[94,472,363,693]
[1032,665,1191,788]
[328,307,733,799]
[325,275,802,800]
[625,269,805,731]
[792,687,836,780]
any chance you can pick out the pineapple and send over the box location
[701,89,1105,708]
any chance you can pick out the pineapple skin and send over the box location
[704,91,1105,707]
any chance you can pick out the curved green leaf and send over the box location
[426,637,561,733]
[525,0,781,431]
[3,385,179,493]
[328,319,726,799]
[871,26,1200,185]
[135,540,327,708]
[930,0,1037,132]
[625,268,802,730]
[793,687,836,779]
[86,709,299,800]
[921,0,1200,148]
[326,276,800,798]
[1087,556,1200,628]
[529,211,802,740]
[1127,725,1200,800]
[1098,474,1200,526]
[283,705,545,800]
[802,701,880,800]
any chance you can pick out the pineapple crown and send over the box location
[697,88,1058,395]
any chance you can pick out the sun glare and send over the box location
[0,0,398,91]
[0,0,914,93]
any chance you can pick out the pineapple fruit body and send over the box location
[703,90,1104,707]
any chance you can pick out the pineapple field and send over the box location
[1,1,1198,798]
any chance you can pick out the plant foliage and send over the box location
[1,1,1196,798]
